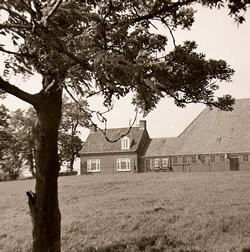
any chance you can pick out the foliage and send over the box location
[0,98,88,175]
[1,0,248,114]
[0,105,23,178]
[0,105,12,165]
[59,96,90,170]
[0,106,36,178]
[9,108,36,176]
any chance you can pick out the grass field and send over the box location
[0,172,250,252]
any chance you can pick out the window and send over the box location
[220,155,225,163]
[117,158,130,171]
[200,155,206,164]
[121,136,130,149]
[154,158,160,167]
[162,158,169,167]
[210,156,216,163]
[173,157,178,165]
[182,156,188,164]
[243,155,249,162]
[87,159,100,172]
[191,156,196,164]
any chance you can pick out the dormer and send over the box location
[121,136,130,150]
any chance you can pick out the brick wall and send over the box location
[80,153,138,174]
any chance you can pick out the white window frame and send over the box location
[154,158,160,167]
[121,136,130,150]
[182,156,188,164]
[117,158,130,171]
[210,155,216,163]
[162,158,169,167]
[172,157,178,165]
[191,156,197,164]
[87,159,100,172]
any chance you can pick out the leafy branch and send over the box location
[63,83,139,143]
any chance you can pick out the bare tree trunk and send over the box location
[27,89,62,252]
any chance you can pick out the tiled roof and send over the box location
[80,127,145,154]
[144,98,250,156]
[144,137,179,157]
[81,98,250,157]
[178,98,250,154]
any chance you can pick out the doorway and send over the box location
[229,157,239,171]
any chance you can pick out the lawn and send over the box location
[0,172,250,251]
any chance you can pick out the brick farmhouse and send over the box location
[80,98,250,174]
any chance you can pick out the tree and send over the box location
[0,105,12,173]
[59,96,90,171]
[0,107,36,179]
[0,0,248,251]
[9,108,37,177]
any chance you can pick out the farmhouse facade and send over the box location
[80,98,250,174]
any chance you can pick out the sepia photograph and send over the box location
[0,1,250,251]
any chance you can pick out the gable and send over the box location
[144,98,250,157]
[177,98,250,154]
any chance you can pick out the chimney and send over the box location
[90,124,97,133]
[139,120,146,130]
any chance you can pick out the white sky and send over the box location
[1,6,250,141]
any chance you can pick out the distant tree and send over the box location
[59,97,90,171]
[24,108,37,177]
[8,108,37,177]
[0,1,248,251]
[1,99,87,176]
[0,107,36,179]
[0,105,12,170]
[0,106,24,179]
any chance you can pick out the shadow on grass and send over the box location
[83,234,200,252]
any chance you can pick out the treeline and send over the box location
[0,97,89,180]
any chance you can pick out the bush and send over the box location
[59,171,78,177]
[0,174,18,182]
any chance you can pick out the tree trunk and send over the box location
[28,138,36,177]
[69,152,75,172]
[27,89,62,252]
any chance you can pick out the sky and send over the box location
[1,5,250,141]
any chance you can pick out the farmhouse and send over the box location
[80,98,250,174]
[80,120,150,174]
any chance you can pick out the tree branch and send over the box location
[0,5,31,24]
[0,23,32,30]
[0,47,34,58]
[38,0,63,27]
[0,77,39,106]
[63,83,139,143]
[130,0,195,23]
[52,36,93,71]
[162,19,177,48]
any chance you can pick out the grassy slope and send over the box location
[0,172,250,251]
